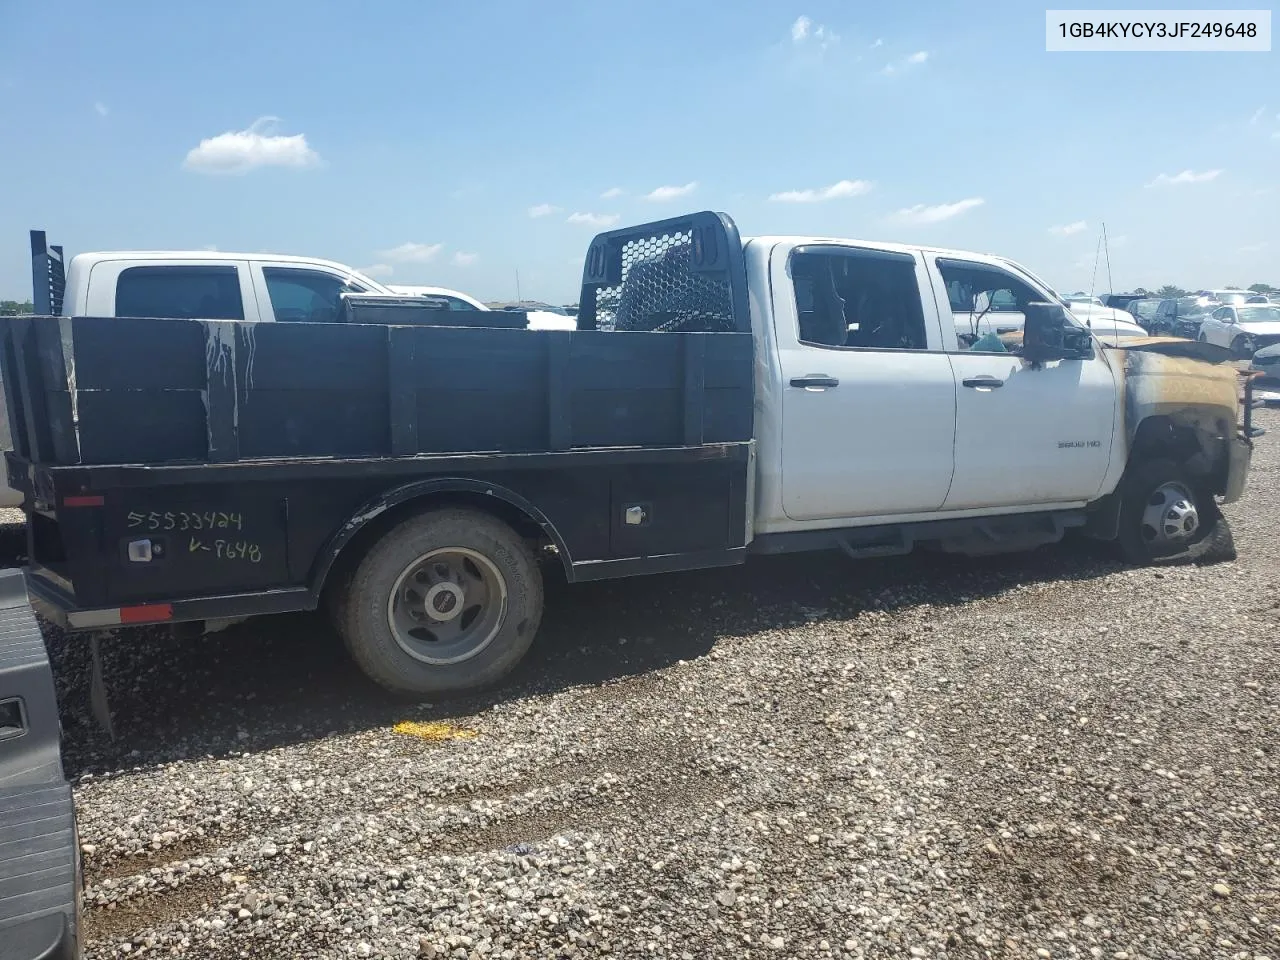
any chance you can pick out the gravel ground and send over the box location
[14,411,1279,960]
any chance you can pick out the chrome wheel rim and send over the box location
[386,548,508,665]
[1140,481,1200,546]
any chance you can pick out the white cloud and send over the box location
[882,50,929,75]
[872,38,884,48]
[1049,220,1088,236]
[566,212,620,227]
[790,15,837,48]
[1250,105,1267,125]
[452,251,478,267]
[1238,241,1268,254]
[600,187,624,199]
[357,263,395,279]
[644,181,698,202]
[892,197,985,224]
[1271,131,1280,141]
[769,179,873,203]
[528,203,561,218]
[1146,169,1222,187]
[182,117,320,175]
[202,244,219,252]
[377,242,444,264]
[94,101,109,117]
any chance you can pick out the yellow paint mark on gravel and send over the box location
[392,720,478,742]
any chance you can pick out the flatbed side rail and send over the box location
[0,316,754,469]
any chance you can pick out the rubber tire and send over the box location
[1230,335,1252,360]
[338,507,543,697]
[1114,458,1235,566]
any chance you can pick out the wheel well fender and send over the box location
[312,478,573,596]
[1127,413,1229,490]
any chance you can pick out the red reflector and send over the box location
[62,495,104,508]
[119,604,173,624]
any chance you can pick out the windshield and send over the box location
[1213,291,1248,304]
[1238,306,1280,324]
[1065,296,1104,307]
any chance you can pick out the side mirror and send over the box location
[1023,302,1084,363]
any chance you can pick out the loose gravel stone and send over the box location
[17,407,1280,959]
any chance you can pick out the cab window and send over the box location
[263,268,366,323]
[790,249,929,350]
[115,265,244,320]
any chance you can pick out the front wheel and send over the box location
[338,507,543,696]
[1115,459,1235,565]
[1230,335,1255,360]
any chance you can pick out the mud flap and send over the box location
[0,568,80,959]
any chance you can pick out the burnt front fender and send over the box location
[1111,345,1244,495]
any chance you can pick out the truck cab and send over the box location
[741,237,1125,524]
[62,250,391,324]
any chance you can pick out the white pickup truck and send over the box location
[0,211,1259,702]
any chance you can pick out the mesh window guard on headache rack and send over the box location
[589,230,737,333]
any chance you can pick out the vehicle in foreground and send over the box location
[0,568,80,960]
[1196,302,1280,357]
[4,209,1257,700]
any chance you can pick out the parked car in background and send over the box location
[1099,293,1149,311]
[1196,289,1251,306]
[1197,302,1280,357]
[1252,340,1280,380]
[950,288,1145,343]
[1151,297,1215,338]
[1127,297,1162,330]
[1056,295,1148,340]
[386,284,489,311]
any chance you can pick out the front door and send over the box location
[772,244,957,522]
[929,257,1118,510]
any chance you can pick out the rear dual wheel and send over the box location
[335,508,543,696]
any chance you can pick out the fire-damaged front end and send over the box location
[1110,338,1258,505]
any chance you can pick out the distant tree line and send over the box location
[0,300,34,316]
[1128,283,1277,299]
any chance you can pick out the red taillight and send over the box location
[62,495,104,508]
[119,603,173,624]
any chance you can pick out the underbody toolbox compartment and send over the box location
[0,568,79,960]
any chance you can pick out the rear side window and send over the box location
[115,266,244,320]
[791,249,928,350]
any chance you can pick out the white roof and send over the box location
[744,235,1027,268]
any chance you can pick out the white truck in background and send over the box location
[2,237,539,507]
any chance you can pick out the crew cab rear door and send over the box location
[769,242,957,521]
[84,259,258,320]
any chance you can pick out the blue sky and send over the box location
[1,0,1276,303]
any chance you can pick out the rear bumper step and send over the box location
[0,568,80,959]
